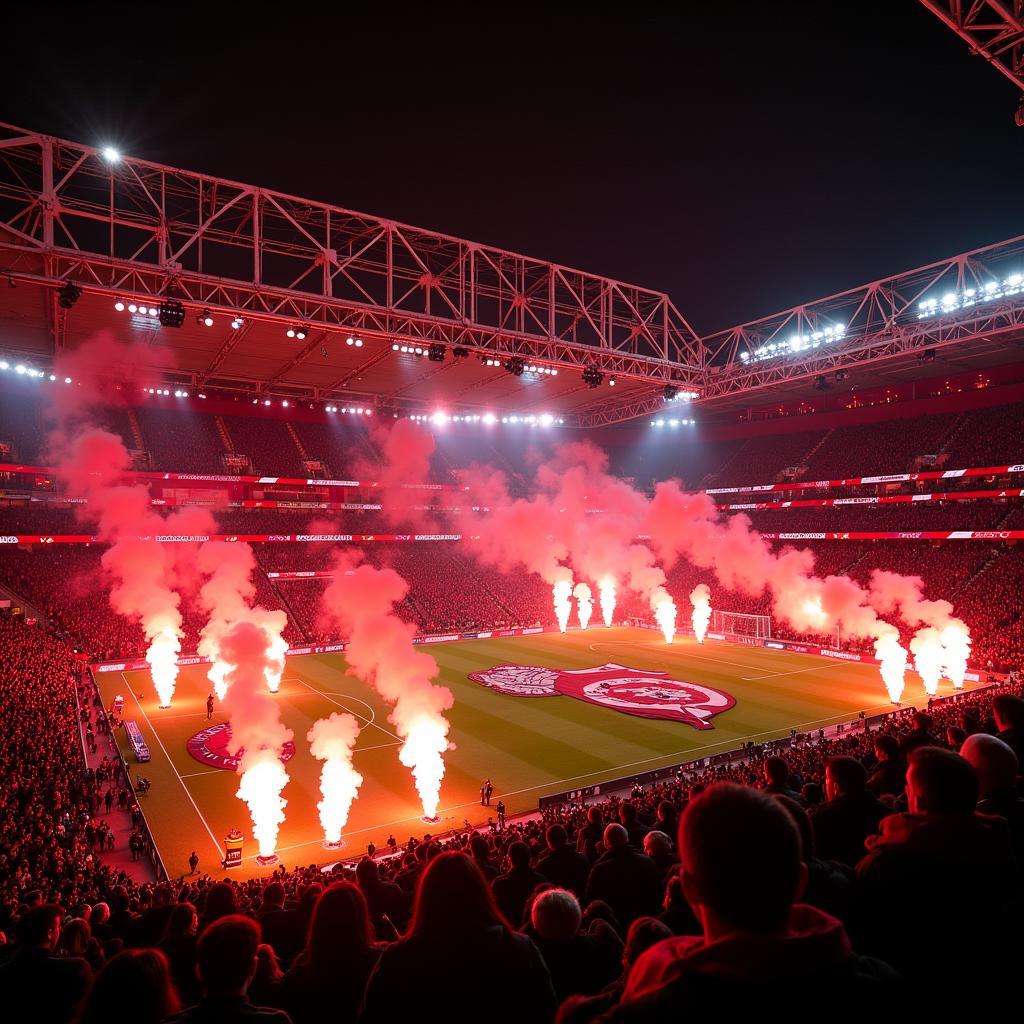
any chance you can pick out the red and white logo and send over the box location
[468,662,735,730]
[187,723,297,771]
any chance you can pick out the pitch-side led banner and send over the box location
[0,462,470,491]
[1,533,471,545]
[8,529,1024,545]
[704,463,1024,495]
[716,487,1024,511]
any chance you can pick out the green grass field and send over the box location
[94,627,965,878]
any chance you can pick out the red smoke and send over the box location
[319,549,453,819]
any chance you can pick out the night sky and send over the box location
[2,3,1021,334]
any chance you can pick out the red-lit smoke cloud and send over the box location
[319,550,453,819]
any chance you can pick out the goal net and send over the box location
[710,609,772,640]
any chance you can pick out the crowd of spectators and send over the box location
[1,608,1022,1020]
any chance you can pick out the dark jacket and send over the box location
[0,948,92,1024]
[606,905,899,1018]
[866,757,906,798]
[165,994,292,1024]
[492,864,547,927]
[537,845,591,896]
[585,846,661,929]
[281,946,382,1024]
[360,925,555,1023]
[810,792,887,866]
[855,810,1017,982]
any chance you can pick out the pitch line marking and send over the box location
[741,662,852,682]
[294,679,404,743]
[120,673,225,862]
[587,640,768,675]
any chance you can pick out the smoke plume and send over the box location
[307,712,364,845]
[319,551,453,819]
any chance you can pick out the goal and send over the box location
[710,609,772,640]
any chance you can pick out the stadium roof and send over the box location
[1,123,1023,426]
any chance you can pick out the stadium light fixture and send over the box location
[197,309,214,327]
[231,316,244,330]
[582,366,604,388]
[608,376,616,387]
[57,281,82,309]
[158,299,186,328]
[114,299,125,312]
[346,335,364,347]
[918,273,1022,319]
[101,146,120,163]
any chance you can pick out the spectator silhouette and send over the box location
[0,904,92,1024]
[165,915,291,1024]
[856,747,1017,985]
[282,882,383,1024]
[584,824,662,929]
[608,785,898,1017]
[76,949,179,1024]
[360,852,555,1022]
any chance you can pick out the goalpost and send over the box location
[710,609,773,640]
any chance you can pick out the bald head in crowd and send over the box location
[960,733,1018,798]
[678,783,805,935]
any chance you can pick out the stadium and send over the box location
[1,5,1023,1021]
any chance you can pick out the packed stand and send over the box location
[2,612,1022,1022]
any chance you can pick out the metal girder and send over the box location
[0,123,705,389]
[920,1,1024,122]
[696,233,1024,404]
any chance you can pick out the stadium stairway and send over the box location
[126,408,146,451]
[700,436,752,487]
[76,689,158,886]
[798,427,835,473]
[285,420,309,462]
[214,414,235,453]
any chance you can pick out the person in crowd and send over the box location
[159,901,201,1007]
[281,882,383,1024]
[576,806,605,861]
[492,840,546,927]
[607,785,899,1016]
[856,746,1018,984]
[189,851,200,875]
[584,824,662,929]
[0,904,93,1024]
[527,887,620,1003]
[537,824,590,896]
[255,883,296,963]
[355,856,407,935]
[761,757,804,803]
[810,756,887,866]
[899,711,943,757]
[866,733,906,798]
[57,917,104,973]
[617,804,647,848]
[557,917,673,1024]
[360,852,555,1021]
[960,732,1024,857]
[165,915,292,1024]
[76,949,179,1024]
[641,831,677,880]
[992,694,1024,764]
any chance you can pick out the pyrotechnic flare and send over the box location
[874,629,908,704]
[146,619,184,708]
[690,584,712,644]
[653,591,677,644]
[319,553,453,821]
[599,576,616,627]
[940,623,971,689]
[573,582,593,630]
[308,713,363,847]
[220,621,293,862]
[553,576,574,633]
[911,628,944,696]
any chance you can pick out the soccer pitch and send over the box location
[94,627,959,877]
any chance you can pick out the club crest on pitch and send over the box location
[468,662,735,730]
